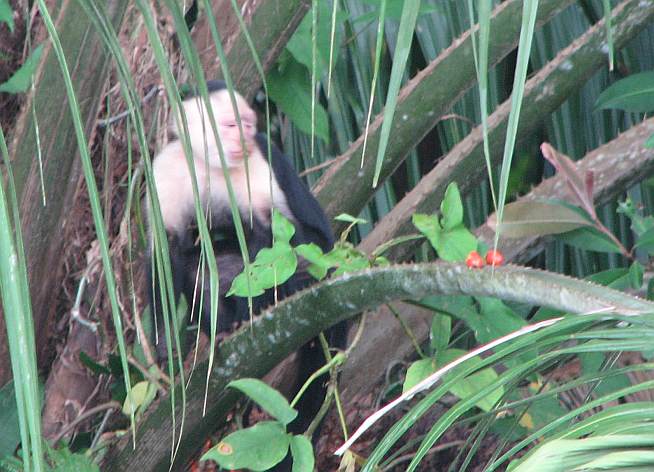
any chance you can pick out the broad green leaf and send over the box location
[0,45,43,93]
[228,269,266,297]
[290,434,314,472]
[272,210,295,244]
[439,349,503,412]
[586,268,631,290]
[556,227,622,254]
[403,358,437,393]
[430,314,451,355]
[579,352,631,398]
[267,56,329,143]
[286,1,346,77]
[440,182,464,230]
[122,381,156,416]
[476,297,526,345]
[0,0,13,31]
[412,213,441,250]
[540,144,594,215]
[618,198,654,235]
[328,245,371,276]
[250,243,297,287]
[203,421,290,471]
[228,243,297,297]
[229,379,298,425]
[646,133,654,148]
[595,71,654,112]
[46,444,100,472]
[419,296,487,339]
[295,243,330,280]
[435,226,477,262]
[488,201,591,238]
[634,224,654,254]
[0,381,19,457]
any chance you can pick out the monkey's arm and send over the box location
[256,134,335,252]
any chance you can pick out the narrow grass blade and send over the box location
[372,0,421,187]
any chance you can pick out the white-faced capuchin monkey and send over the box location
[147,80,345,461]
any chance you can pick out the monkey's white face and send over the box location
[175,89,257,168]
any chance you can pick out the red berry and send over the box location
[485,249,505,266]
[466,251,484,269]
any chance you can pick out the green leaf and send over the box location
[334,213,367,225]
[646,133,654,148]
[617,198,654,235]
[585,268,631,290]
[46,444,100,471]
[372,0,421,187]
[0,0,13,32]
[440,182,464,230]
[0,381,19,457]
[228,379,298,426]
[267,56,330,143]
[439,349,503,412]
[476,297,527,345]
[272,210,295,244]
[488,201,592,238]
[290,435,315,472]
[229,243,297,297]
[122,381,156,416]
[255,244,297,284]
[0,45,43,94]
[403,358,437,393]
[634,224,654,254]
[556,226,622,254]
[435,226,477,262]
[286,1,346,77]
[413,213,441,250]
[595,71,654,113]
[429,313,451,355]
[228,270,266,297]
[202,421,290,471]
[295,243,330,280]
[327,245,371,276]
[628,261,644,290]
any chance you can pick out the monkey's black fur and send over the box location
[147,81,345,468]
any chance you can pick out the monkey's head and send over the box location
[173,87,258,168]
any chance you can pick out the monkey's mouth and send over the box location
[227,143,255,160]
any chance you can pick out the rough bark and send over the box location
[0,0,129,386]
[193,0,310,100]
[475,117,654,262]
[344,0,654,405]
[342,117,654,405]
[358,0,654,260]
[103,262,653,470]
[313,0,575,235]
